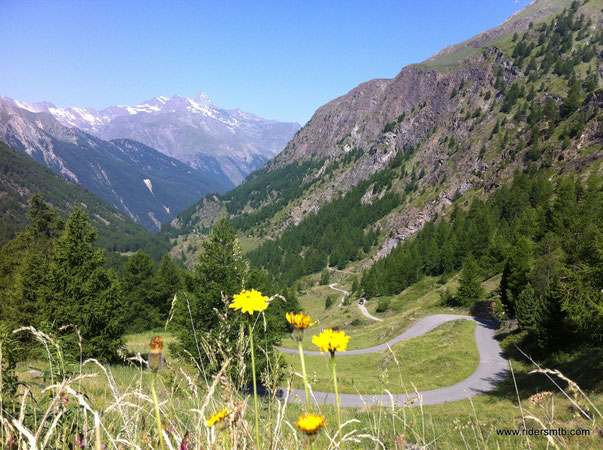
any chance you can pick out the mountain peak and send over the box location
[192,91,213,106]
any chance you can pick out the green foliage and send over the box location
[168,218,291,381]
[0,199,129,360]
[0,141,170,259]
[163,160,325,236]
[320,269,330,285]
[325,295,334,310]
[248,168,401,286]
[40,208,126,360]
[456,255,484,306]
[361,171,602,350]
[120,252,184,333]
[351,277,359,294]
[375,298,390,313]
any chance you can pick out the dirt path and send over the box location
[358,302,383,322]
[328,283,349,307]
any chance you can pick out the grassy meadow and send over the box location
[3,271,601,449]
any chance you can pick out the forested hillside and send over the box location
[0,141,170,258]
[167,0,601,262]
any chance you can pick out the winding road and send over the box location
[277,314,509,407]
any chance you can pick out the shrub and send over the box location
[376,298,390,313]
[325,295,334,309]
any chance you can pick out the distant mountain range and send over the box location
[0,97,230,230]
[5,92,300,186]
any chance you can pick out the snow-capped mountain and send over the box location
[5,92,300,185]
[0,97,231,231]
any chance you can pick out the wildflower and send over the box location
[312,328,350,446]
[312,329,350,355]
[148,336,164,372]
[287,311,317,342]
[295,413,327,435]
[287,311,317,329]
[529,391,553,406]
[149,336,166,450]
[287,312,317,410]
[228,289,269,445]
[228,289,269,315]
[206,408,231,427]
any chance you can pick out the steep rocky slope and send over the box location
[167,0,602,272]
[0,141,169,257]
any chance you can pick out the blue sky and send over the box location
[0,0,531,124]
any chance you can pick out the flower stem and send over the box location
[248,320,261,447]
[297,340,311,411]
[331,353,342,447]
[150,372,165,450]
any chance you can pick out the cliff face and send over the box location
[167,0,602,268]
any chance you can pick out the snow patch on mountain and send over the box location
[143,178,153,194]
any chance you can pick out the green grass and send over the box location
[280,274,468,351]
[238,236,264,254]
[282,319,478,394]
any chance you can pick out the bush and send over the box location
[440,289,457,306]
[351,318,363,326]
[325,295,334,309]
[376,298,390,313]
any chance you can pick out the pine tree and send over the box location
[456,255,484,306]
[320,269,330,285]
[560,82,582,117]
[40,208,125,360]
[154,254,184,319]
[121,251,162,332]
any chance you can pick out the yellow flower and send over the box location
[286,312,317,329]
[206,408,230,427]
[295,412,327,435]
[229,289,269,315]
[312,329,350,355]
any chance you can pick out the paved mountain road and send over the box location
[277,314,508,407]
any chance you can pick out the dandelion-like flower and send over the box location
[287,312,317,329]
[206,408,231,427]
[148,336,164,372]
[287,311,317,341]
[295,413,327,435]
[312,329,350,355]
[228,289,269,315]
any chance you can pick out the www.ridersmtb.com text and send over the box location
[496,428,591,437]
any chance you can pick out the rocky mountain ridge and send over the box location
[167,0,602,273]
[4,91,300,186]
[0,98,229,230]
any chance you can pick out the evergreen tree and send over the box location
[169,218,282,382]
[121,251,163,332]
[456,255,484,306]
[40,208,125,360]
[154,254,184,319]
[320,269,330,286]
[560,82,582,117]
[351,277,359,294]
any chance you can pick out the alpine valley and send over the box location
[1,1,602,448]
[0,92,299,230]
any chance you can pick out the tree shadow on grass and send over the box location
[485,329,603,402]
